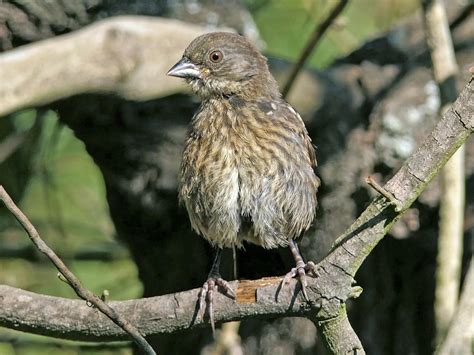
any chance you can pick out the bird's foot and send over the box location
[282,260,316,301]
[198,274,235,334]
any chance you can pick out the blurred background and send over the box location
[0,0,472,354]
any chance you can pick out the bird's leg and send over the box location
[198,248,235,334]
[282,239,316,301]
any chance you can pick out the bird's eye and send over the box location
[209,50,223,63]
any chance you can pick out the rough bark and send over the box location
[0,0,256,51]
[0,16,207,117]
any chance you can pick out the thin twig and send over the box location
[366,175,402,211]
[282,0,349,98]
[0,132,27,164]
[0,186,156,355]
[449,2,473,31]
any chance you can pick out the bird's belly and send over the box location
[182,142,316,249]
[237,157,317,249]
[182,143,242,248]
[238,170,290,248]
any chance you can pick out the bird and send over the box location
[167,32,320,332]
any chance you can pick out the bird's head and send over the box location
[167,32,280,100]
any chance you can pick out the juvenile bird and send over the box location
[167,32,320,331]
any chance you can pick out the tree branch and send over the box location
[0,187,156,355]
[281,0,349,98]
[421,0,465,345]
[0,16,208,117]
[326,74,473,277]
[436,259,474,354]
[0,277,314,341]
[1,76,472,350]
[449,2,474,31]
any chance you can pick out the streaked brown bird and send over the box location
[167,32,320,332]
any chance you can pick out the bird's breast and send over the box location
[180,99,318,248]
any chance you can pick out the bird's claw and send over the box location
[198,276,235,335]
[281,261,316,301]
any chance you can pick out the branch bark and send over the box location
[0,278,316,341]
[0,16,208,117]
[422,0,465,345]
[1,75,472,350]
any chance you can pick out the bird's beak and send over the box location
[167,57,201,79]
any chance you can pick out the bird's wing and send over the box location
[274,100,318,170]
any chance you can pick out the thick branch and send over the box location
[0,76,472,344]
[325,75,473,277]
[310,305,364,354]
[0,16,208,117]
[0,277,317,341]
